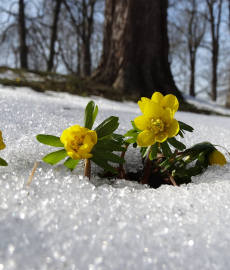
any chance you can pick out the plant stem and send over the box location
[118,144,129,172]
[84,158,91,180]
[27,161,38,186]
[160,166,177,186]
[140,148,152,185]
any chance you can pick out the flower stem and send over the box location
[84,158,91,180]
[140,148,152,185]
[118,144,129,172]
[27,161,38,186]
[160,166,177,186]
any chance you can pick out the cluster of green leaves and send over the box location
[0,157,7,166]
[36,101,126,173]
[124,120,220,184]
[156,141,218,185]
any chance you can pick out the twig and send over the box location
[84,158,91,180]
[160,166,177,186]
[140,148,152,185]
[118,144,129,172]
[27,161,38,186]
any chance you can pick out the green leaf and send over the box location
[63,157,80,171]
[196,149,213,168]
[124,129,138,137]
[111,133,124,143]
[92,149,125,164]
[94,139,126,152]
[131,121,141,131]
[149,142,158,160]
[94,116,119,139]
[178,130,184,138]
[160,141,173,158]
[84,100,96,129]
[43,149,68,165]
[167,137,186,151]
[91,155,118,174]
[178,121,194,133]
[184,142,215,153]
[0,158,8,166]
[125,137,137,144]
[36,135,64,147]
[141,146,151,158]
[93,105,98,124]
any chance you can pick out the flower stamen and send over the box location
[150,118,165,134]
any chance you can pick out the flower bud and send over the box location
[208,150,227,166]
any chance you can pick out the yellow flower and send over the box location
[60,125,97,160]
[208,150,227,166]
[0,131,6,150]
[138,92,179,116]
[134,101,179,147]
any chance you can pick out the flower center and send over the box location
[150,119,166,134]
[71,136,84,152]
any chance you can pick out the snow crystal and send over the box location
[1,85,230,269]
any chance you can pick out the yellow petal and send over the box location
[0,141,5,150]
[80,135,94,152]
[161,94,179,113]
[67,150,80,160]
[86,130,97,144]
[155,131,168,142]
[144,101,164,120]
[81,153,93,159]
[151,92,164,105]
[134,115,151,131]
[138,97,151,113]
[137,130,156,147]
[60,125,81,144]
[167,119,179,137]
[208,150,227,166]
[162,108,172,124]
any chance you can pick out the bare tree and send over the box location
[47,0,63,71]
[63,0,97,76]
[18,0,28,69]
[206,0,223,101]
[187,0,206,96]
[92,0,182,99]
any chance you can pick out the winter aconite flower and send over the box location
[208,150,227,166]
[0,131,6,150]
[134,101,179,147]
[60,125,97,160]
[138,92,179,116]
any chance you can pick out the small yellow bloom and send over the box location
[16,78,20,82]
[208,150,227,166]
[134,101,179,147]
[0,131,6,150]
[138,92,179,116]
[60,125,97,160]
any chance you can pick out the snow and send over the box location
[0,70,44,82]
[1,85,230,269]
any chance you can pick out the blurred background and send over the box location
[0,0,230,106]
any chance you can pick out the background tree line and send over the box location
[0,0,230,104]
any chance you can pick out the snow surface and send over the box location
[1,85,230,270]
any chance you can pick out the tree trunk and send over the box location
[81,0,95,77]
[206,0,222,101]
[47,0,62,72]
[212,47,218,101]
[18,0,28,69]
[92,0,183,99]
[226,0,230,108]
[82,38,91,76]
[189,56,196,97]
